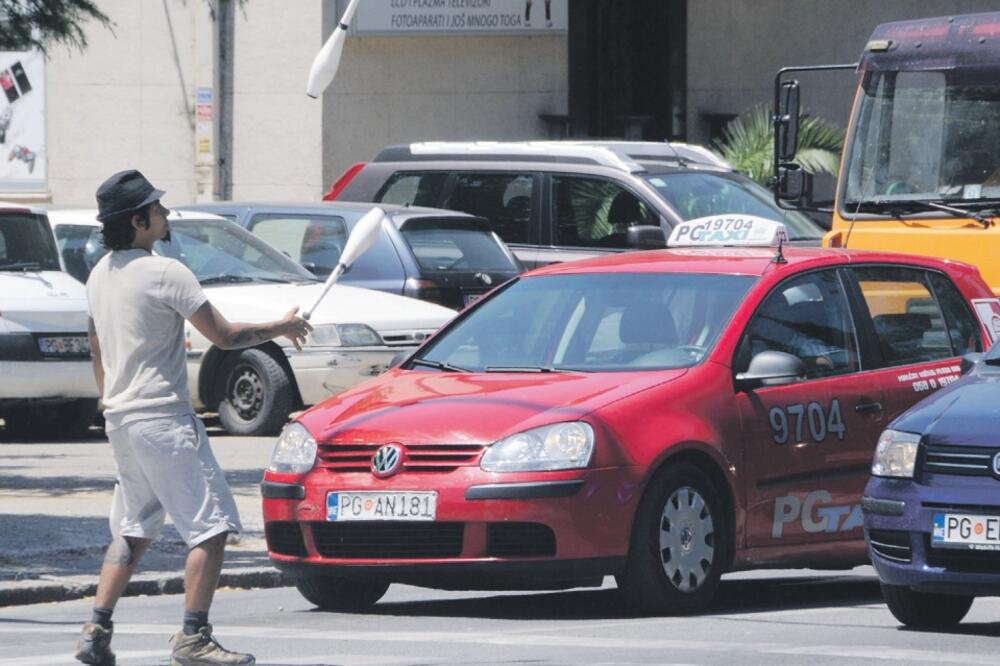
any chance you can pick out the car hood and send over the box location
[0,271,89,333]
[892,369,1000,448]
[201,282,454,332]
[299,368,687,445]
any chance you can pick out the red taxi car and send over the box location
[262,216,999,613]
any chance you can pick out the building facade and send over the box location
[12,0,1000,204]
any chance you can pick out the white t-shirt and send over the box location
[86,249,207,431]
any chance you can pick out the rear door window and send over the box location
[442,173,535,245]
[377,172,448,208]
[852,266,965,366]
[552,176,658,249]
[248,214,348,278]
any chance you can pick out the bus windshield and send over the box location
[844,67,1000,208]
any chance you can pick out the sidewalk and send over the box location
[0,427,289,607]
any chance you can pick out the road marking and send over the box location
[1,622,998,665]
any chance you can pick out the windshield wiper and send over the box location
[409,358,470,373]
[851,199,995,228]
[484,366,586,373]
[199,275,290,285]
[0,261,43,271]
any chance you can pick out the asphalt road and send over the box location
[2,574,1000,665]
[3,426,1000,664]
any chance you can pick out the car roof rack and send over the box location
[374,141,731,174]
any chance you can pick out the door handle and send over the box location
[855,401,883,415]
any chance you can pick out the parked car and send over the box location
[261,215,998,613]
[863,327,1000,628]
[175,202,522,310]
[0,204,99,437]
[47,210,455,436]
[328,141,826,268]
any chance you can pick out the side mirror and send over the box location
[735,351,806,391]
[776,80,800,161]
[626,225,667,249]
[960,352,983,375]
[776,164,813,203]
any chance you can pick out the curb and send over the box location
[0,568,291,608]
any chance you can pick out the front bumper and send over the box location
[0,360,99,400]
[261,466,642,585]
[863,475,1000,595]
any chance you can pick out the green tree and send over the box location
[713,104,843,186]
[0,0,111,52]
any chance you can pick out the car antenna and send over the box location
[772,234,787,264]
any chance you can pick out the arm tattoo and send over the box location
[103,536,135,566]
[231,325,270,349]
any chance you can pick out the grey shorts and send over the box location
[108,414,242,548]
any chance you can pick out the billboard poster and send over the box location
[0,49,44,192]
[351,0,568,35]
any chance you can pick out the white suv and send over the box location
[0,204,99,438]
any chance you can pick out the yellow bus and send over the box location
[774,12,1000,295]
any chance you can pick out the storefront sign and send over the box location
[350,0,568,35]
[0,50,45,192]
[195,86,214,164]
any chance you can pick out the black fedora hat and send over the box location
[95,170,165,222]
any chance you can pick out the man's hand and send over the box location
[276,307,313,351]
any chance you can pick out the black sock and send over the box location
[90,607,113,630]
[182,610,209,636]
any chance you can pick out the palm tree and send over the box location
[712,104,843,187]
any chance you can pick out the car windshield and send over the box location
[644,172,823,241]
[0,212,61,271]
[844,68,1000,208]
[155,218,320,285]
[415,272,754,372]
[399,217,520,273]
[53,223,108,282]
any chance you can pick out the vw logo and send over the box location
[371,444,403,478]
[993,452,1000,477]
[475,272,493,286]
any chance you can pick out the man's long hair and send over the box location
[100,205,150,251]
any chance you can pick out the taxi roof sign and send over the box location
[667,215,789,248]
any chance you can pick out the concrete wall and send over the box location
[229,0,324,200]
[687,0,1000,144]
[319,21,569,193]
[44,0,567,204]
[46,0,203,205]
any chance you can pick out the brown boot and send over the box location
[75,623,116,666]
[169,624,254,665]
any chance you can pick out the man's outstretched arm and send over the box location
[188,302,313,351]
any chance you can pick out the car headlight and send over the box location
[268,422,317,473]
[481,422,594,473]
[871,429,921,478]
[307,323,382,347]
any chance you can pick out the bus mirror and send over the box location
[776,81,800,160]
[777,164,811,202]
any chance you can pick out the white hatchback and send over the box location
[48,209,455,436]
[0,204,99,438]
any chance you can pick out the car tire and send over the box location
[3,399,98,440]
[881,582,973,628]
[217,348,295,437]
[294,576,390,611]
[616,463,728,614]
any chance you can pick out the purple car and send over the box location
[863,337,1000,628]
